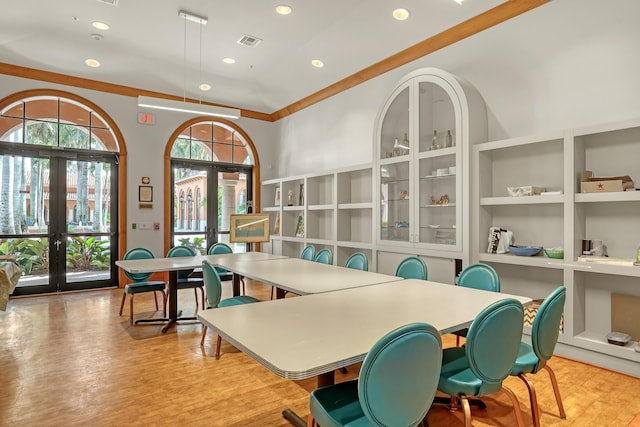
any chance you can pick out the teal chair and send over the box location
[510,286,566,427]
[301,245,316,261]
[344,252,368,271]
[314,248,333,264]
[395,256,428,280]
[119,248,167,324]
[454,263,501,345]
[200,260,260,358]
[208,242,245,295]
[437,298,525,427]
[167,245,205,311]
[308,322,442,427]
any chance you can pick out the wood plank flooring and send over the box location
[2,279,639,426]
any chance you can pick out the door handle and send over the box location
[54,240,62,251]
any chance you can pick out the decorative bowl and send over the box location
[543,247,564,259]
[508,245,542,256]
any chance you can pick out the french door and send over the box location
[171,160,252,254]
[0,147,118,295]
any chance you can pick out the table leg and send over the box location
[232,273,241,296]
[282,370,335,426]
[162,270,178,333]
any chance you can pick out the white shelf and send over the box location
[338,202,373,210]
[480,195,564,205]
[473,117,640,375]
[308,204,334,211]
[420,203,457,208]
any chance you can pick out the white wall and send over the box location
[2,0,639,254]
[0,76,277,256]
[274,0,640,176]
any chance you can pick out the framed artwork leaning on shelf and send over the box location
[295,214,304,238]
[230,213,271,243]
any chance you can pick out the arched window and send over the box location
[0,90,123,295]
[167,119,258,253]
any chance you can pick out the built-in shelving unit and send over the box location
[472,118,640,376]
[261,164,374,268]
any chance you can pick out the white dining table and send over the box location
[198,279,532,426]
[116,251,287,332]
[215,257,403,297]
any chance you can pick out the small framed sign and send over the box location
[139,185,153,203]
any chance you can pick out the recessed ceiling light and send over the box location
[222,57,236,64]
[393,8,410,21]
[275,5,292,15]
[92,21,110,30]
[311,59,324,68]
[85,58,101,68]
[453,0,464,4]
[199,83,211,91]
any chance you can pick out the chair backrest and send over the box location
[166,245,197,280]
[208,242,233,255]
[202,260,223,308]
[208,242,234,275]
[458,263,500,292]
[314,248,333,264]
[300,245,316,261]
[123,247,154,282]
[465,298,524,396]
[531,286,566,364]
[345,252,368,271]
[358,323,442,427]
[395,256,428,280]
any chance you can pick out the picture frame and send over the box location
[298,183,304,206]
[295,214,304,238]
[274,186,281,206]
[138,185,153,202]
[229,213,271,243]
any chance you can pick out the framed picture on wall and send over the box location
[139,185,153,202]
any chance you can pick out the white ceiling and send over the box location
[0,0,505,114]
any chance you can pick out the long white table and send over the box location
[116,251,287,332]
[198,279,532,425]
[217,257,403,297]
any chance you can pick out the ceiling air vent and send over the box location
[95,0,119,6]
[237,34,262,48]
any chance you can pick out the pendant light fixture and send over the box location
[137,10,240,119]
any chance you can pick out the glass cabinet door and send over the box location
[380,86,410,160]
[380,161,410,243]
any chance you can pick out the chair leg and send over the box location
[544,365,567,419]
[153,291,159,310]
[306,415,316,427]
[270,286,275,300]
[193,288,199,313]
[241,277,246,296]
[200,325,208,347]
[461,396,472,427]
[456,335,461,346]
[501,385,525,427]
[199,287,206,310]
[161,290,167,317]
[517,373,540,427]
[129,294,134,324]
[215,335,222,360]
[119,292,127,316]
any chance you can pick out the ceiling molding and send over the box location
[0,0,549,123]
[271,0,551,121]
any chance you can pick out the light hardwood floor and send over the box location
[2,279,639,426]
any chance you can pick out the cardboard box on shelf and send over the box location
[580,171,634,193]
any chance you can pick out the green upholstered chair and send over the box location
[301,245,316,261]
[308,322,442,427]
[453,263,501,345]
[118,248,167,324]
[395,256,428,280]
[510,286,566,427]
[314,248,333,265]
[166,245,205,311]
[344,252,368,271]
[437,298,525,427]
[199,260,260,358]
[208,242,245,295]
